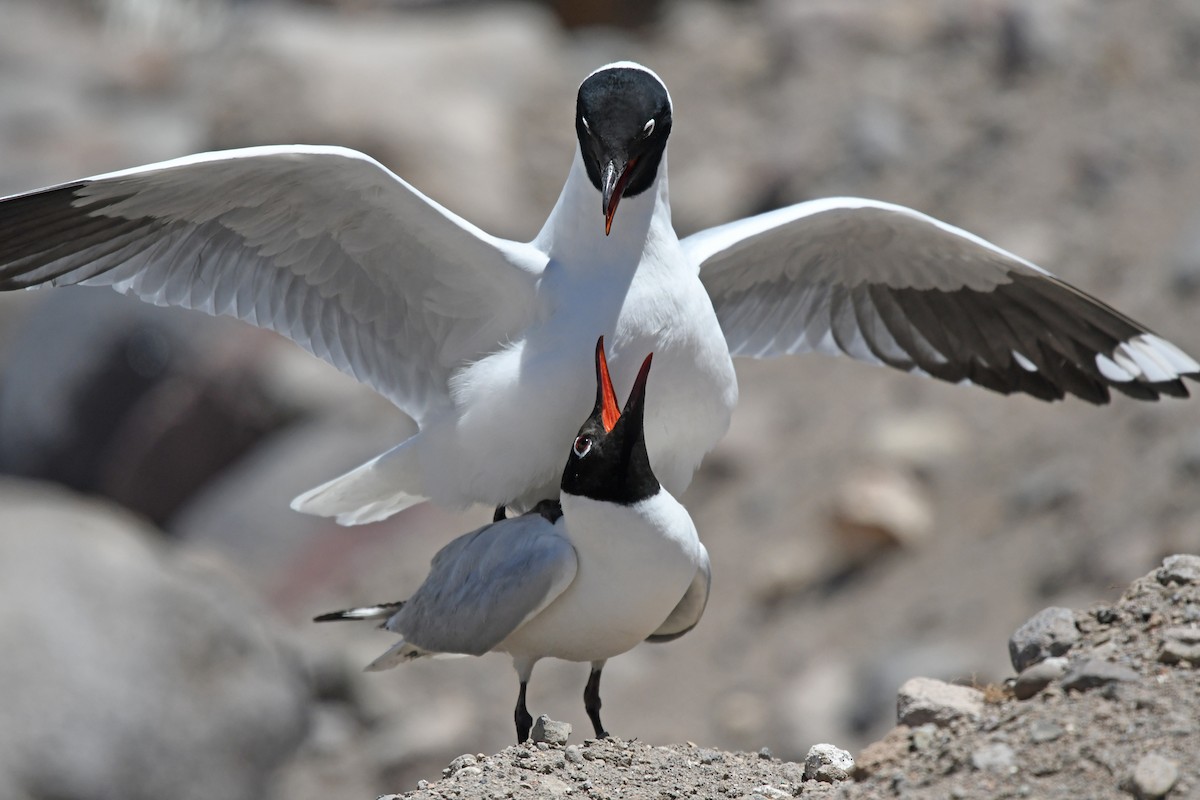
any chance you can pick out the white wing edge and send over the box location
[4,143,521,259]
[682,196,1051,278]
[2,144,370,199]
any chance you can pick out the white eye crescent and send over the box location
[642,119,655,138]
[573,434,593,458]
[581,116,591,133]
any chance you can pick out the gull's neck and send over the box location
[533,146,672,272]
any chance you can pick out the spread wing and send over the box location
[388,513,577,656]
[688,197,1198,403]
[0,145,545,423]
[647,544,711,643]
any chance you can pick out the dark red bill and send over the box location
[594,336,621,432]
[602,157,638,236]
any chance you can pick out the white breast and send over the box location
[420,153,737,511]
[497,491,703,664]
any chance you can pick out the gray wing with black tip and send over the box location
[0,145,545,423]
[687,197,1199,403]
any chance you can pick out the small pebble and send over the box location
[531,715,572,746]
[803,743,854,783]
[1157,554,1200,586]
[537,775,572,797]
[1027,720,1063,744]
[1009,607,1080,672]
[1013,656,1070,700]
[564,745,584,765]
[1158,626,1200,666]
[897,677,984,727]
[971,742,1016,774]
[1060,658,1139,692]
[910,724,938,752]
[1130,753,1180,799]
[447,754,477,774]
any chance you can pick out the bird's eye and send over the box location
[573,435,593,458]
[642,119,655,138]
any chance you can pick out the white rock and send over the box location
[1013,656,1070,700]
[896,677,984,728]
[1158,554,1200,586]
[1130,753,1180,799]
[536,775,572,798]
[803,743,855,783]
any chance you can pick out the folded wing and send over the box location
[646,544,711,643]
[0,145,544,423]
[388,513,578,656]
[688,197,1198,403]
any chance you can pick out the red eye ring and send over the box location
[573,435,593,458]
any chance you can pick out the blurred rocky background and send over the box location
[0,0,1198,797]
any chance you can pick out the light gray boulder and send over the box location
[0,480,310,800]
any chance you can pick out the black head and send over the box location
[575,63,673,235]
[561,336,660,505]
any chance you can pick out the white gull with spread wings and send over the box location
[0,62,1194,523]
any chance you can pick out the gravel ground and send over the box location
[364,556,1200,800]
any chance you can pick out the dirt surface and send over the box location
[361,557,1200,800]
[847,556,1200,800]
[0,1,1199,799]
[388,738,836,800]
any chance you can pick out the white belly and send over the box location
[498,492,703,663]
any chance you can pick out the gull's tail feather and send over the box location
[291,439,429,525]
[312,602,404,624]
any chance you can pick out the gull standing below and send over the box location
[0,61,1195,524]
[315,337,710,742]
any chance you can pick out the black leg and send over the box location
[493,505,507,522]
[584,665,610,739]
[515,681,533,743]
